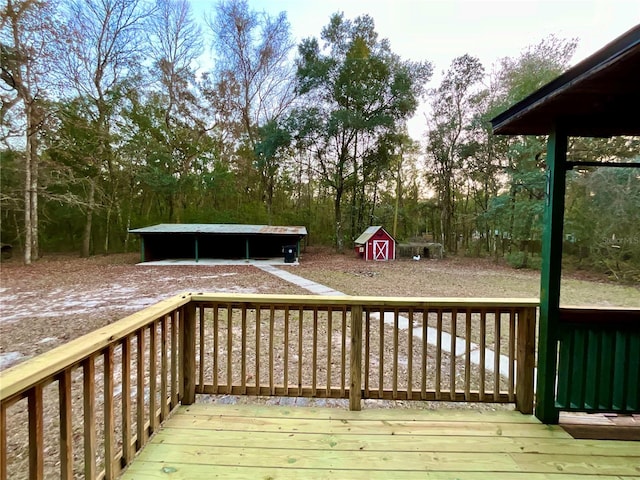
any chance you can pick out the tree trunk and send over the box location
[104,203,111,254]
[393,153,402,239]
[30,138,38,260]
[23,101,40,264]
[82,180,96,257]
[334,186,344,252]
[23,128,32,265]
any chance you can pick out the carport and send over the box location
[129,224,307,263]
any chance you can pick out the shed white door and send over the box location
[373,240,389,260]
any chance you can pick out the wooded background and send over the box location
[1,0,638,281]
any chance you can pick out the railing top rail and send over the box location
[191,293,540,309]
[0,293,191,402]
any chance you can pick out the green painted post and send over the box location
[536,128,567,424]
[245,238,249,259]
[195,236,199,263]
[140,237,145,263]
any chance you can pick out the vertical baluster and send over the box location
[28,385,44,480]
[508,310,516,402]
[160,316,168,422]
[199,305,205,391]
[327,307,332,396]
[213,306,219,392]
[177,309,184,401]
[450,309,457,400]
[479,311,486,401]
[364,309,370,397]
[269,305,275,395]
[298,307,303,396]
[149,322,158,430]
[465,310,472,401]
[104,347,115,480]
[1,401,7,480]
[136,329,146,449]
[241,306,247,394]
[421,309,428,400]
[494,311,502,401]
[284,306,289,394]
[170,313,178,408]
[122,336,132,464]
[393,308,399,400]
[378,307,384,398]
[58,370,73,479]
[227,304,233,394]
[349,305,363,411]
[84,357,96,479]
[435,310,442,400]
[407,308,414,400]
[255,306,261,390]
[341,306,347,397]
[312,308,318,396]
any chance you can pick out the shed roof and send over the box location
[129,224,307,236]
[354,226,393,245]
[491,24,640,137]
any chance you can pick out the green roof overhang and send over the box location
[491,24,640,137]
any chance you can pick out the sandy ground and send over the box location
[1,246,637,371]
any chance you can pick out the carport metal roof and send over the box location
[129,224,307,236]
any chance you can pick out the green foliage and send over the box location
[565,165,640,282]
[0,3,637,287]
[295,12,432,250]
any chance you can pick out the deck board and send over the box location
[120,404,640,480]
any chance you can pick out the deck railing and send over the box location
[0,293,537,480]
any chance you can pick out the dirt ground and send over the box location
[2,247,639,479]
[1,246,638,371]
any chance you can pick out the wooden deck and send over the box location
[120,403,640,479]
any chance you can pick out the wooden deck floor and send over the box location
[121,403,640,479]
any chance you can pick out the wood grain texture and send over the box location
[120,404,640,480]
[0,294,190,402]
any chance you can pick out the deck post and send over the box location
[536,127,567,424]
[349,305,363,411]
[182,300,197,405]
[516,306,536,414]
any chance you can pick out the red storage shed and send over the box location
[354,226,396,261]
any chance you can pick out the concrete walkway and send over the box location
[257,264,513,378]
[255,264,344,296]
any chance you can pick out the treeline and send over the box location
[1,0,638,281]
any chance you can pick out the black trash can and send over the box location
[283,245,297,263]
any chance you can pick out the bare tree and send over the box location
[147,0,202,126]
[208,0,295,143]
[1,0,57,263]
[58,0,153,256]
[206,0,296,219]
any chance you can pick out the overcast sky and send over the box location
[191,0,639,135]
[196,0,638,70]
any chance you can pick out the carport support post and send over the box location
[536,127,567,424]
[194,235,199,263]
